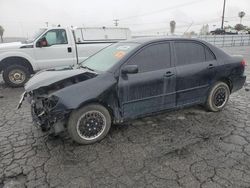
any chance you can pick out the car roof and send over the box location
[121,37,206,44]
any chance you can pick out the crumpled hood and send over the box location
[25,67,96,92]
[0,42,25,51]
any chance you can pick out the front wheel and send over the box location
[206,82,230,112]
[2,65,30,87]
[68,104,111,145]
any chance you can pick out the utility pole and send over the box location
[113,19,119,27]
[221,0,226,29]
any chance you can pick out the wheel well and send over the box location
[0,57,34,73]
[77,100,115,120]
[219,78,233,92]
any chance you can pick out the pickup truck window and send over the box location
[127,43,171,72]
[81,43,139,72]
[42,29,68,46]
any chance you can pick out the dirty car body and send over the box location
[19,38,246,143]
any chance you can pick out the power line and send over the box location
[121,20,191,27]
[132,18,222,33]
[96,0,208,26]
[225,15,250,19]
[117,0,207,21]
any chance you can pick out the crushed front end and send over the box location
[17,66,100,135]
[28,91,70,134]
[17,67,98,134]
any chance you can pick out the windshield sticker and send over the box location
[117,46,131,50]
[114,51,126,59]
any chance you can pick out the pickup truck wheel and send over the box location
[68,104,111,145]
[2,65,30,87]
[206,82,230,112]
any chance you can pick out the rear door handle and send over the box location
[164,71,174,77]
[207,64,215,69]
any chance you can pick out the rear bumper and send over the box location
[231,75,247,93]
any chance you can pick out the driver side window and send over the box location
[43,29,68,46]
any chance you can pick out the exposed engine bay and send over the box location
[17,67,98,134]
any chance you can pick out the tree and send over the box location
[238,11,246,24]
[189,31,197,36]
[200,24,209,35]
[183,31,197,37]
[0,25,4,43]
[234,24,246,31]
[246,27,250,33]
[170,20,176,35]
[224,25,233,30]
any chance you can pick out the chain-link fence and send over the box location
[195,34,250,47]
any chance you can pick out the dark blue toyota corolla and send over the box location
[18,38,247,144]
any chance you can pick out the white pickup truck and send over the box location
[0,27,131,87]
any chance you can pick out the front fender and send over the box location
[0,51,38,71]
[52,73,118,111]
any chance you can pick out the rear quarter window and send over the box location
[205,47,216,61]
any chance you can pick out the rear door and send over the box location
[174,41,217,106]
[118,42,176,119]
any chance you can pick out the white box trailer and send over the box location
[74,27,131,42]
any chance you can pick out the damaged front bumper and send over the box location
[18,92,70,134]
[31,105,68,134]
[17,92,27,110]
[31,95,70,134]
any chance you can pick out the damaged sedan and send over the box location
[18,38,246,144]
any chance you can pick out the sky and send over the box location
[0,0,250,37]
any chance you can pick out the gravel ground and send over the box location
[0,46,249,188]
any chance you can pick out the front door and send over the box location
[34,29,75,70]
[118,42,176,119]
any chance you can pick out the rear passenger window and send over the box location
[128,43,171,72]
[175,42,205,65]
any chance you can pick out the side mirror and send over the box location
[121,65,138,75]
[37,37,48,47]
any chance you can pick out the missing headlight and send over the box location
[42,96,59,110]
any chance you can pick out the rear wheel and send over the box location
[68,104,111,145]
[206,81,230,112]
[2,65,30,87]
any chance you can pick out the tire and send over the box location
[68,104,111,145]
[2,65,30,87]
[206,81,230,112]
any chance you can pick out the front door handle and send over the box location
[207,64,215,69]
[164,71,174,77]
[67,47,72,53]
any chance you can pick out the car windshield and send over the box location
[24,28,47,43]
[80,42,140,72]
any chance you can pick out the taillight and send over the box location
[241,59,247,67]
